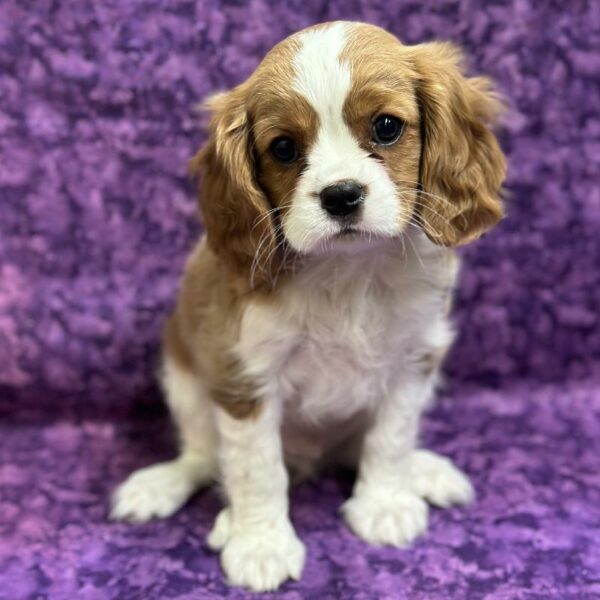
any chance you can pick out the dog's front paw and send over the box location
[410,449,475,508]
[342,488,428,547]
[110,460,199,523]
[208,509,306,592]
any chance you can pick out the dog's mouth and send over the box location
[335,227,360,237]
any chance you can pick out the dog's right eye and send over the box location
[270,136,298,164]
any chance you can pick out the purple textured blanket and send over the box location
[1,1,599,599]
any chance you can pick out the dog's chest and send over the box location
[278,280,399,423]
[237,247,451,425]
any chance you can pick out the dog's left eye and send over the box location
[372,115,404,146]
[270,136,298,164]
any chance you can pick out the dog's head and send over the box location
[193,22,506,287]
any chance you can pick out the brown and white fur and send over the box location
[110,22,506,592]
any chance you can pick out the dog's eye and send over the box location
[372,115,404,146]
[270,136,298,164]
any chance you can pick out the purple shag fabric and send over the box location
[1,1,599,598]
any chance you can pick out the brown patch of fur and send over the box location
[190,34,319,291]
[190,87,280,290]
[342,23,506,247]
[342,24,423,229]
[209,354,264,419]
[253,95,319,227]
[164,306,262,419]
[237,33,319,237]
[409,42,506,246]
[162,240,270,419]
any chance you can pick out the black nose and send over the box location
[320,180,364,218]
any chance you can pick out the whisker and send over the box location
[409,202,453,230]
[251,202,295,232]
[249,229,272,289]
[404,229,430,276]
[258,222,290,285]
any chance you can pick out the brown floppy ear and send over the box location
[190,87,277,287]
[411,42,507,246]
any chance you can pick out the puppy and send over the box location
[111,21,506,592]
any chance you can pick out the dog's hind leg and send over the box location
[110,351,217,522]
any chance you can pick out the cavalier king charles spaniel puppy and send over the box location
[111,21,506,592]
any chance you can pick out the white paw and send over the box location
[206,507,233,550]
[410,449,475,508]
[342,488,428,547]
[208,509,306,592]
[110,460,201,522]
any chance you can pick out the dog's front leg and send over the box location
[342,373,473,547]
[207,400,305,592]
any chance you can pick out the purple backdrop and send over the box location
[1,1,599,599]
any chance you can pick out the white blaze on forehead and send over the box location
[291,22,365,186]
[284,22,402,252]
[292,22,351,118]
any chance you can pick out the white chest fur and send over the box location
[235,232,457,449]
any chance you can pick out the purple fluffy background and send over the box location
[1,1,599,599]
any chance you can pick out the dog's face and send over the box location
[194,22,506,285]
[252,24,422,254]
